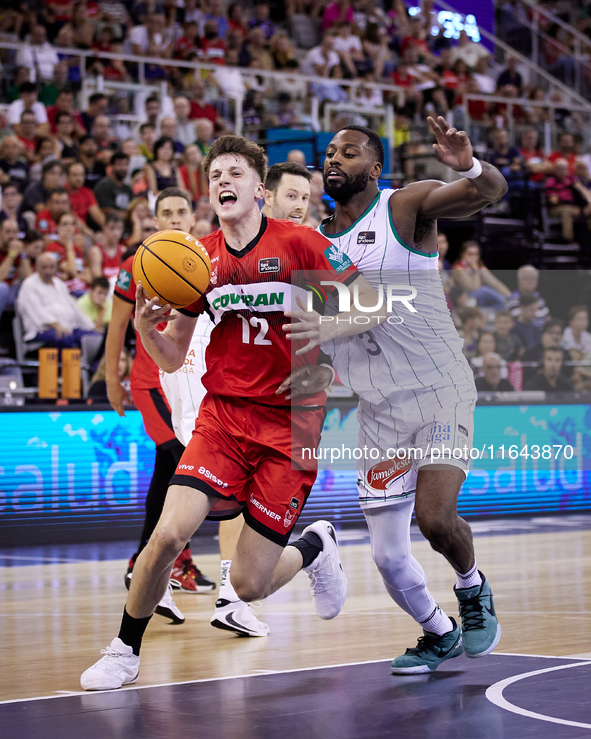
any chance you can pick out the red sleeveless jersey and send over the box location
[180,216,357,406]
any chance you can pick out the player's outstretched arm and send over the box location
[134,283,197,373]
[399,116,508,220]
[284,274,387,355]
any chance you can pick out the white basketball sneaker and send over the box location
[302,521,347,620]
[127,575,185,625]
[210,599,270,637]
[80,637,140,691]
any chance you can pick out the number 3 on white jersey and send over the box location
[239,315,272,345]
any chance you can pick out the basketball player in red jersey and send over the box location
[106,190,215,625]
[81,135,387,690]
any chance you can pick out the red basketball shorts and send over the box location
[131,386,177,449]
[169,394,325,546]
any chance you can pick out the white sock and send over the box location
[455,562,482,590]
[420,606,454,636]
[218,559,239,602]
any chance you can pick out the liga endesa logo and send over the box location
[304,280,417,325]
[366,457,412,491]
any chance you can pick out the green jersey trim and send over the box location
[387,206,438,258]
[319,193,380,238]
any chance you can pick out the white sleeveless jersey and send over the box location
[318,189,468,402]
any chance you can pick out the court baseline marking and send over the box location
[485,660,591,730]
[0,652,585,707]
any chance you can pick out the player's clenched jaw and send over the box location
[155,196,195,233]
[208,154,265,224]
[323,130,381,203]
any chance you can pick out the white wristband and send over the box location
[458,157,483,179]
[320,363,336,388]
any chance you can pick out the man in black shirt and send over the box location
[94,151,134,215]
[524,347,573,392]
[475,353,515,392]
[78,135,107,191]
[20,160,63,216]
[521,318,569,382]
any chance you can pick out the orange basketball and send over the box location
[132,230,211,309]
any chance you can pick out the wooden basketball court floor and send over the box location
[1,516,591,739]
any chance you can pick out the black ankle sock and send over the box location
[118,608,152,656]
[289,531,323,568]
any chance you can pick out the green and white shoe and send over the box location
[391,618,463,674]
[455,571,501,658]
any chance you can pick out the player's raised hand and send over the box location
[134,282,177,337]
[283,296,334,355]
[427,115,474,171]
[276,364,334,399]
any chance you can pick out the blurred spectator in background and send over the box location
[45,210,89,294]
[301,30,340,78]
[523,347,573,392]
[561,305,591,363]
[65,162,105,230]
[189,78,227,133]
[88,213,126,282]
[7,83,50,137]
[0,137,30,195]
[16,25,59,84]
[173,96,197,147]
[249,0,276,40]
[519,129,552,185]
[0,218,30,324]
[458,306,485,359]
[77,275,112,332]
[270,32,298,70]
[511,292,542,353]
[450,29,490,70]
[16,111,40,164]
[304,169,330,228]
[452,240,511,310]
[78,135,107,191]
[80,93,109,135]
[194,118,214,157]
[145,137,184,197]
[94,151,134,215]
[227,3,248,40]
[545,158,581,242]
[55,112,79,165]
[36,187,72,243]
[493,310,523,362]
[472,56,496,94]
[88,348,133,400]
[486,128,525,201]
[470,330,497,372]
[21,161,64,217]
[505,265,550,330]
[129,12,172,56]
[139,123,157,162]
[200,19,228,65]
[239,25,274,70]
[123,198,153,249]
[173,21,201,60]
[16,252,96,349]
[548,132,579,173]
[522,318,567,383]
[496,55,523,95]
[0,183,27,237]
[204,0,229,40]
[179,145,208,203]
[287,150,306,166]
[475,353,515,392]
[46,89,85,137]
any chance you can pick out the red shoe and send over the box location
[170,549,216,593]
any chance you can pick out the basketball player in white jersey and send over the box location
[317,120,507,672]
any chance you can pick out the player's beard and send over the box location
[323,169,370,203]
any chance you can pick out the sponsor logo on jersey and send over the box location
[249,494,281,521]
[366,457,412,491]
[211,290,284,311]
[210,269,218,285]
[283,507,297,528]
[426,423,451,445]
[198,465,228,488]
[324,244,353,273]
[357,231,375,245]
[116,270,132,291]
[178,464,195,471]
[259,257,280,273]
[458,424,468,436]
[289,497,300,510]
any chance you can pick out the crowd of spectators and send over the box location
[0,0,589,399]
[439,251,591,394]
